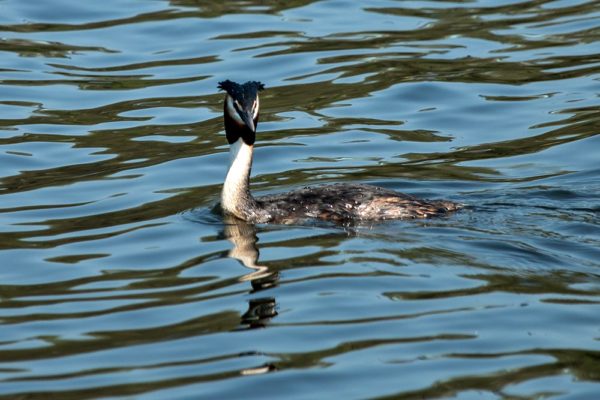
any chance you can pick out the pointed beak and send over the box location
[240,109,255,133]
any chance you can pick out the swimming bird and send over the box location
[218,80,460,224]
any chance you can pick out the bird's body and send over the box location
[217,80,460,224]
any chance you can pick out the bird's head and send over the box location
[218,80,264,145]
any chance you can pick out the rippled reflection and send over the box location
[223,215,279,328]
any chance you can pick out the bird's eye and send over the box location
[226,96,244,125]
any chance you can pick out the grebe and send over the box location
[218,80,461,224]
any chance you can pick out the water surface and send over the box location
[1,0,599,399]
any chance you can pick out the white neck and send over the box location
[222,139,254,218]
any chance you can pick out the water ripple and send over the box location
[1,0,599,398]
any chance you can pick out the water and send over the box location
[1,0,599,398]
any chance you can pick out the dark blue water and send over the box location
[1,1,599,399]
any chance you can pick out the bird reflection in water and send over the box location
[223,215,278,329]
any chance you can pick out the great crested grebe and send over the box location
[218,80,461,224]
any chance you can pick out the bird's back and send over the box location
[254,183,460,224]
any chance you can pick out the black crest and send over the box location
[218,80,265,103]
